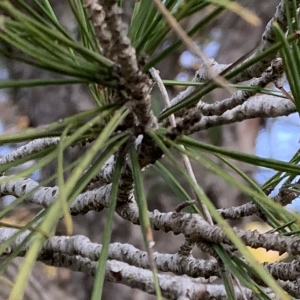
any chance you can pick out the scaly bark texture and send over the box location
[2,0,300,299]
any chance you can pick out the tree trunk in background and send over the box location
[4,1,92,298]
[215,0,278,154]
[210,0,278,210]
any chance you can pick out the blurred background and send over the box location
[1,1,296,299]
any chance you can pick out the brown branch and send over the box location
[84,0,157,131]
